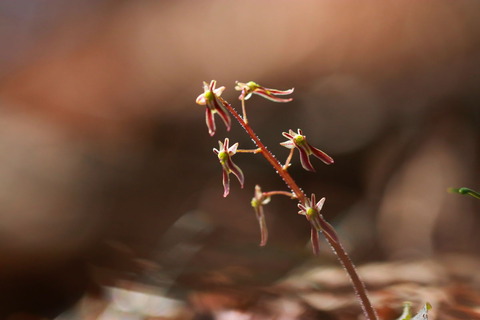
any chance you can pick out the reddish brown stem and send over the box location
[219,97,307,204]
[324,229,378,320]
[219,97,378,320]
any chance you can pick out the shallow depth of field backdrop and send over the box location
[1,1,480,319]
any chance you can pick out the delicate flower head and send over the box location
[251,185,271,246]
[280,129,334,172]
[298,193,326,231]
[298,194,338,254]
[196,80,231,136]
[235,81,294,103]
[213,138,244,197]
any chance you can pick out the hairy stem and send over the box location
[324,232,378,320]
[219,97,378,320]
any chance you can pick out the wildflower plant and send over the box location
[196,80,428,320]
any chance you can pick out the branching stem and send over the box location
[218,96,378,320]
[237,148,262,154]
[263,190,295,199]
[219,96,306,203]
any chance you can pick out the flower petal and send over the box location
[222,169,230,197]
[196,94,207,105]
[228,142,239,154]
[254,205,268,246]
[237,89,247,100]
[251,185,269,246]
[315,197,326,211]
[205,108,216,136]
[311,228,321,255]
[298,203,307,214]
[280,140,295,149]
[253,89,293,103]
[253,184,263,199]
[226,157,245,188]
[213,86,225,96]
[310,146,334,165]
[213,99,232,132]
[222,138,229,151]
[318,218,339,244]
[208,80,216,91]
[263,87,294,95]
[298,147,316,172]
[234,82,245,91]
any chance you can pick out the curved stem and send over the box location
[219,97,377,320]
[324,232,378,320]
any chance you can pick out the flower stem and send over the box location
[241,95,249,124]
[219,96,378,320]
[263,190,295,198]
[237,148,262,154]
[324,232,378,320]
[283,148,295,170]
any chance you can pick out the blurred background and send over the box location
[1,1,480,319]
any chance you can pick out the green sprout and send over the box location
[448,187,480,200]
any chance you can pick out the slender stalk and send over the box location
[283,148,295,170]
[241,94,249,124]
[237,148,262,154]
[324,232,378,320]
[263,190,295,198]
[219,96,378,320]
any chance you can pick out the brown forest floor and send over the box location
[54,254,480,320]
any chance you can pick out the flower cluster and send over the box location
[197,80,336,254]
[195,79,381,320]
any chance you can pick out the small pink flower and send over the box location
[298,194,326,232]
[196,80,231,136]
[235,81,294,103]
[298,194,338,254]
[250,185,271,246]
[213,138,245,197]
[280,129,334,172]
